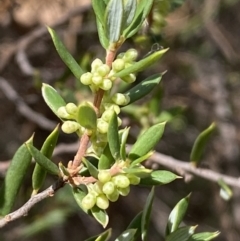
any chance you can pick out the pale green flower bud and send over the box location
[102,109,115,122]
[93,181,103,195]
[97,64,110,76]
[112,175,130,188]
[98,170,111,183]
[81,193,96,210]
[118,186,130,196]
[122,73,136,83]
[124,48,138,62]
[127,174,140,185]
[112,93,130,106]
[97,119,109,134]
[96,194,109,209]
[91,58,103,72]
[57,106,71,119]
[112,59,125,72]
[80,72,93,85]
[92,74,103,85]
[65,103,78,115]
[61,121,80,134]
[102,181,115,195]
[106,189,119,202]
[100,78,112,91]
[103,103,120,114]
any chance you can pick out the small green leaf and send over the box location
[124,167,152,178]
[26,144,59,176]
[166,226,196,241]
[99,144,115,169]
[121,0,137,31]
[188,231,220,241]
[32,125,60,195]
[141,187,155,241]
[92,0,106,25]
[91,205,109,228]
[82,157,99,179]
[105,0,123,43]
[77,104,97,130]
[129,122,166,161]
[42,83,66,117]
[190,123,216,166]
[48,27,84,79]
[130,151,154,167]
[115,229,137,241]
[84,229,112,241]
[218,179,233,201]
[120,127,130,160]
[123,74,162,105]
[127,211,143,241]
[92,0,109,49]
[114,49,168,78]
[123,0,154,38]
[0,137,33,215]
[96,18,109,49]
[140,170,179,186]
[108,112,120,160]
[166,194,190,236]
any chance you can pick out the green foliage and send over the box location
[124,73,163,105]
[141,187,155,241]
[0,137,33,215]
[166,194,190,235]
[129,122,166,161]
[42,83,66,118]
[190,123,216,166]
[166,226,196,241]
[107,112,120,160]
[26,143,59,176]
[0,1,220,240]
[114,48,168,78]
[77,104,97,130]
[32,125,60,194]
[105,0,123,43]
[140,170,180,186]
[47,27,84,79]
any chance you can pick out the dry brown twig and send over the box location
[0,77,57,130]
[0,179,65,228]
[1,145,240,228]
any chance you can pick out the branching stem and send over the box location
[0,179,65,228]
[71,48,118,170]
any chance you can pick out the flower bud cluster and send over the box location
[81,170,140,210]
[91,105,122,155]
[57,102,93,135]
[57,103,80,134]
[80,48,138,91]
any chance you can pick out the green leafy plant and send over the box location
[0,0,220,240]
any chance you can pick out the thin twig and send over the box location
[0,179,65,228]
[150,152,240,188]
[57,142,240,189]
[0,77,57,130]
[72,133,90,169]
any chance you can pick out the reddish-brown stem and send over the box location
[94,89,105,111]
[106,49,116,66]
[71,133,90,169]
[71,48,118,171]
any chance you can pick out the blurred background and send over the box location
[1,0,240,240]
